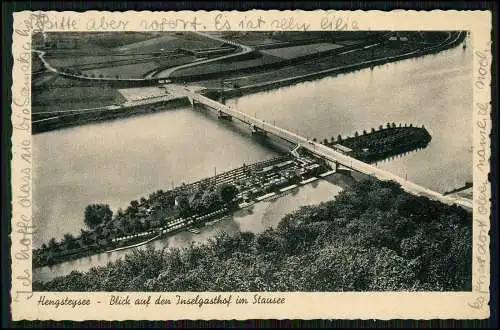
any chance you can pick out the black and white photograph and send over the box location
[28,28,475,293]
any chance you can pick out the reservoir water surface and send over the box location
[33,42,472,281]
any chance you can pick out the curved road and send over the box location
[34,31,463,84]
[150,32,255,79]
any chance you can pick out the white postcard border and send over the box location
[10,9,492,320]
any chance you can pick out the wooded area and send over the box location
[34,178,471,292]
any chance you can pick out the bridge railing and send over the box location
[189,91,472,209]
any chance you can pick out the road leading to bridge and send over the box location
[166,84,472,211]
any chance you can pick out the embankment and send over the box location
[205,31,466,99]
[32,97,190,134]
[32,31,466,134]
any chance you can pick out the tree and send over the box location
[84,204,113,230]
[371,127,376,133]
[128,200,140,215]
[48,237,58,249]
[337,134,342,142]
[201,189,219,211]
[62,233,76,249]
[175,195,191,217]
[354,131,359,137]
[116,208,124,218]
[144,219,151,230]
[217,183,238,204]
[80,229,92,245]
[323,138,328,145]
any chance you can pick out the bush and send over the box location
[84,204,113,230]
[35,179,472,292]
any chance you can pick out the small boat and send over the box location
[188,228,201,234]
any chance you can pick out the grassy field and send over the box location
[81,62,161,79]
[69,54,199,78]
[32,72,59,88]
[211,32,279,46]
[153,55,197,68]
[260,43,343,59]
[43,32,166,51]
[32,54,46,73]
[169,52,283,78]
[41,32,225,78]
[191,43,419,89]
[114,33,223,53]
[32,86,126,113]
[46,54,156,69]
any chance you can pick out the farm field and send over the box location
[82,62,161,79]
[32,86,126,113]
[168,53,283,78]
[153,55,198,69]
[46,54,159,69]
[311,43,418,70]
[192,42,423,89]
[335,40,365,46]
[114,33,224,53]
[195,62,317,88]
[32,54,46,73]
[32,72,60,88]
[208,32,280,46]
[32,74,107,89]
[78,54,200,78]
[260,42,344,59]
[41,32,232,78]
[41,32,167,51]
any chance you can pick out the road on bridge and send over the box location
[168,84,473,211]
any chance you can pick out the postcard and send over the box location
[10,9,492,320]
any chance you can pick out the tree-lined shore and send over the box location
[34,178,472,292]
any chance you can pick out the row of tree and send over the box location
[35,182,240,266]
[34,178,472,292]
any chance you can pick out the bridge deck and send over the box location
[171,84,472,211]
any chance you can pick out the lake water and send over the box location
[33,41,472,281]
[226,44,472,193]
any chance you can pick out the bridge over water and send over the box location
[167,84,473,211]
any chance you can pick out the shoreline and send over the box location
[32,173,335,270]
[32,31,466,134]
[33,174,346,280]
[33,154,334,269]
[33,120,440,269]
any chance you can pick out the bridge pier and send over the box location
[336,163,352,176]
[251,124,268,137]
[218,110,232,121]
[187,96,196,107]
[326,161,353,176]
